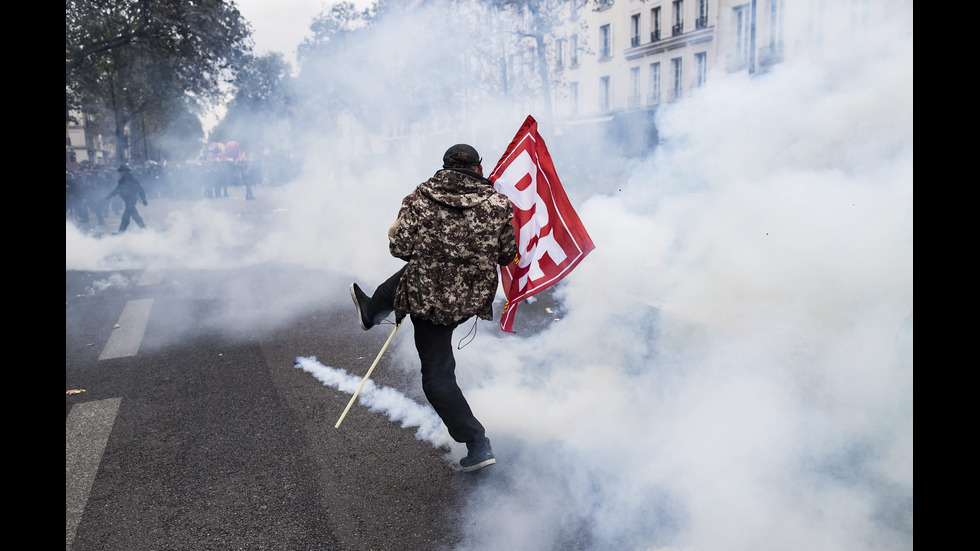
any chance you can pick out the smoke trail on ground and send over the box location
[294,356,454,449]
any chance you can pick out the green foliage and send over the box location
[66,0,252,161]
[210,52,293,156]
[297,1,383,60]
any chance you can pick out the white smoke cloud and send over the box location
[66,3,912,549]
[434,22,912,551]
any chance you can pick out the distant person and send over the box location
[66,171,81,220]
[234,160,255,200]
[106,164,147,233]
[79,169,106,225]
[349,144,518,472]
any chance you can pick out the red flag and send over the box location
[488,115,596,332]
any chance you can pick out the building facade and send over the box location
[544,0,906,152]
[66,110,114,169]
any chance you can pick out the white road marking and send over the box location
[99,298,153,360]
[66,398,122,550]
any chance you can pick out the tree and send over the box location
[292,1,385,133]
[210,52,294,157]
[487,0,597,136]
[298,0,380,56]
[66,0,252,162]
[292,0,502,145]
[285,0,594,153]
[143,99,206,162]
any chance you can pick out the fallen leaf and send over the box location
[66,389,86,395]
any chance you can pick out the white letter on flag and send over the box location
[488,115,596,332]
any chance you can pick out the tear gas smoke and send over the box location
[66,3,912,550]
[294,356,453,449]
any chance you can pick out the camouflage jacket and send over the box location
[390,168,518,326]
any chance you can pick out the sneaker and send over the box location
[349,283,373,330]
[459,438,496,472]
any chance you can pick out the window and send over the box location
[599,24,612,59]
[808,0,825,43]
[555,39,566,71]
[629,66,641,107]
[570,81,579,115]
[695,52,707,87]
[671,57,682,100]
[762,0,785,64]
[631,13,641,47]
[697,0,709,29]
[651,7,661,41]
[570,33,580,67]
[732,4,750,67]
[851,0,870,30]
[769,0,785,50]
[672,0,684,36]
[649,62,661,104]
[599,76,611,111]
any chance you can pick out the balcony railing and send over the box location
[696,15,708,29]
[631,35,640,47]
[651,30,660,42]
[725,53,748,72]
[647,91,661,105]
[758,43,784,66]
[672,23,683,36]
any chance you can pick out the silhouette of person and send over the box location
[106,164,147,233]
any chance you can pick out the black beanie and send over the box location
[442,144,482,168]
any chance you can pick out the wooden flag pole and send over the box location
[335,319,403,429]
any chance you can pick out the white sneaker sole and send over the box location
[458,457,496,472]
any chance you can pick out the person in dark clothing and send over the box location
[67,171,81,220]
[350,144,518,472]
[79,170,106,225]
[106,165,147,233]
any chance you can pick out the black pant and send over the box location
[367,267,486,445]
[118,202,145,232]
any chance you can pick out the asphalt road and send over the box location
[66,261,555,551]
[67,182,569,550]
